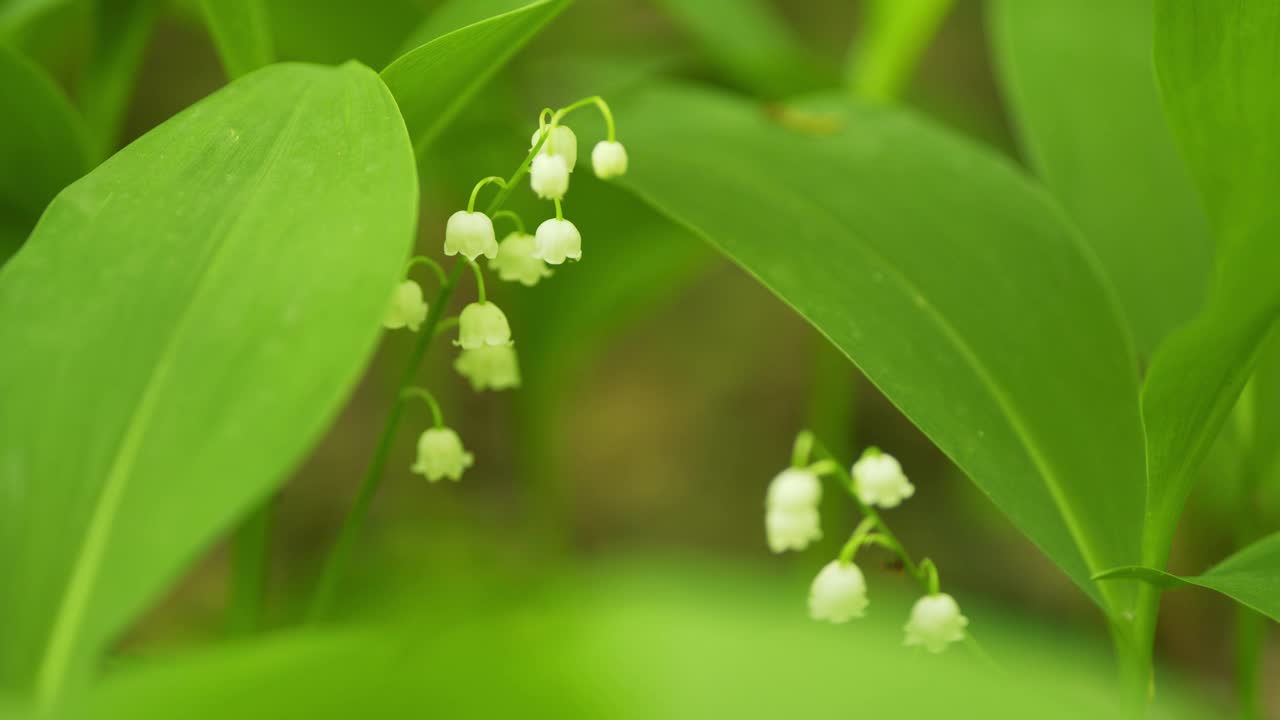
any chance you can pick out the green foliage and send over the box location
[848,0,954,101]
[198,0,274,81]
[988,0,1213,357]
[0,43,91,262]
[616,84,1147,615]
[79,0,161,156]
[0,62,417,705]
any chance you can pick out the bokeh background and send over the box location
[6,0,1274,717]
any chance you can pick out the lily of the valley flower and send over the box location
[904,593,968,653]
[592,141,628,179]
[490,232,552,286]
[852,449,914,508]
[383,280,427,331]
[809,560,869,623]
[455,344,521,392]
[765,467,823,553]
[456,301,512,349]
[534,218,582,265]
[444,210,499,260]
[530,153,570,200]
[531,124,578,171]
[411,427,474,482]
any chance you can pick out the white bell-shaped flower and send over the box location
[852,450,914,508]
[456,301,512,349]
[489,232,552,286]
[592,140,628,179]
[534,218,582,265]
[444,210,498,260]
[383,280,427,331]
[809,560,869,623]
[530,153,570,200]
[904,593,969,653]
[766,468,821,511]
[531,124,578,172]
[455,344,521,392]
[765,506,821,553]
[411,427,474,482]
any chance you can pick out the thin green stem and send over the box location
[405,256,447,285]
[465,258,486,303]
[553,95,616,141]
[433,316,460,338]
[401,387,444,428]
[792,431,815,468]
[486,138,547,214]
[838,516,880,563]
[554,198,564,221]
[491,210,526,235]
[467,176,507,213]
[306,262,463,622]
[226,497,274,635]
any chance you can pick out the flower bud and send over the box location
[591,141,628,179]
[530,153,569,200]
[531,124,578,172]
[444,210,498,260]
[852,450,914,508]
[904,593,969,653]
[456,301,512,349]
[534,218,582,265]
[766,468,821,511]
[455,345,521,392]
[411,427,474,482]
[383,280,427,331]
[489,232,552,286]
[765,506,821,553]
[809,560,869,623]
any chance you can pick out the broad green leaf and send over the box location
[263,0,425,68]
[0,43,92,262]
[80,0,161,156]
[0,62,417,704]
[396,0,535,57]
[199,0,274,81]
[380,0,570,156]
[1097,531,1280,622]
[616,84,1147,613]
[648,0,831,99]
[989,0,1213,358]
[1141,0,1280,559]
[847,0,954,101]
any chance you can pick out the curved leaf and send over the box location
[989,0,1213,357]
[380,0,571,157]
[0,62,417,704]
[199,0,275,81]
[616,83,1147,614]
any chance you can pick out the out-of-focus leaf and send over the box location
[0,43,92,262]
[1097,531,1280,622]
[0,62,417,705]
[616,83,1147,616]
[847,0,954,101]
[396,0,530,57]
[262,0,425,68]
[648,0,831,99]
[989,0,1213,358]
[80,0,161,156]
[0,0,70,35]
[381,0,570,156]
[1141,0,1280,561]
[199,0,274,80]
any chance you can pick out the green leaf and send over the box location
[1097,531,1280,622]
[80,0,161,156]
[380,0,570,157]
[262,0,424,68]
[0,43,92,262]
[396,0,538,58]
[988,0,1213,358]
[0,0,70,36]
[1140,0,1280,560]
[199,0,274,81]
[847,0,955,102]
[616,84,1147,613]
[0,62,417,705]
[647,0,832,99]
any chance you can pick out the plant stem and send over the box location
[226,497,274,634]
[306,262,463,622]
[1235,604,1265,720]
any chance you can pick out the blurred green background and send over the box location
[4,0,1272,717]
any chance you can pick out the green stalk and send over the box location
[845,0,956,101]
[225,497,274,634]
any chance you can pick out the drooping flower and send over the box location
[531,124,578,172]
[809,560,869,623]
[455,344,521,392]
[383,280,427,331]
[591,140,628,179]
[411,427,474,482]
[456,301,512,349]
[444,210,499,260]
[530,153,570,200]
[489,232,552,286]
[852,449,914,508]
[766,468,822,511]
[765,506,822,553]
[904,593,969,653]
[533,218,582,265]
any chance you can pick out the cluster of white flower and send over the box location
[380,96,627,483]
[766,434,968,653]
